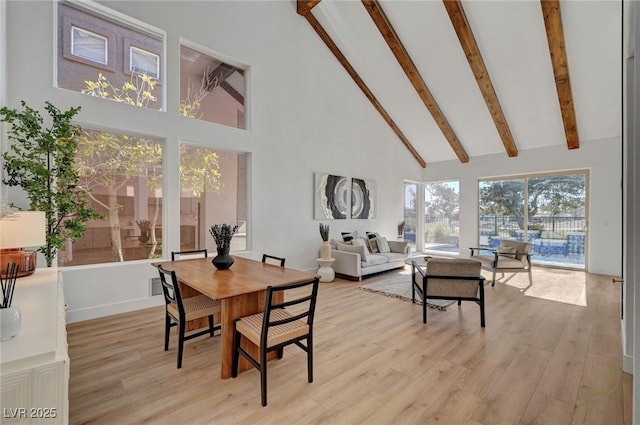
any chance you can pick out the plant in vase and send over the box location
[319,223,331,260]
[397,220,406,239]
[209,224,239,270]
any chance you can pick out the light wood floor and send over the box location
[67,266,632,425]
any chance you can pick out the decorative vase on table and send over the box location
[319,223,331,260]
[212,246,235,270]
[209,223,239,270]
[320,240,332,260]
[0,262,21,340]
[0,306,21,341]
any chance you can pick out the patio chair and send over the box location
[411,258,486,326]
[469,239,532,286]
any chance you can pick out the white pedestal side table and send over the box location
[316,258,335,282]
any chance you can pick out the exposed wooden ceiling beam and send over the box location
[297,0,321,16]
[443,0,518,158]
[297,1,427,168]
[207,63,236,92]
[221,81,244,105]
[362,0,469,163]
[541,0,580,150]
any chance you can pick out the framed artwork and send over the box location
[351,178,376,219]
[314,173,349,219]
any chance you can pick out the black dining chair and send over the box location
[232,277,320,406]
[157,265,221,368]
[261,254,286,267]
[171,249,208,261]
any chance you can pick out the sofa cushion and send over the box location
[351,238,371,256]
[376,236,391,253]
[474,255,525,269]
[336,242,369,262]
[381,252,407,262]
[362,254,389,267]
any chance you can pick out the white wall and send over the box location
[3,1,622,323]
[3,1,423,322]
[421,138,622,276]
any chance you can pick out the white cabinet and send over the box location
[0,269,69,425]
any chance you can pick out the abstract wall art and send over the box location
[351,178,376,219]
[314,173,349,219]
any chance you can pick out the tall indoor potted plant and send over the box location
[1,101,103,267]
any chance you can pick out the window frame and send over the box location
[179,40,249,130]
[129,45,160,79]
[61,14,116,72]
[70,25,108,65]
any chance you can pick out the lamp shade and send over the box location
[0,211,46,249]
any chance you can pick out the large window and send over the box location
[403,182,418,251]
[479,172,587,268]
[58,1,164,110]
[179,145,248,252]
[424,181,459,254]
[180,44,246,128]
[60,129,163,266]
[403,180,460,254]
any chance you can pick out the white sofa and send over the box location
[325,236,410,280]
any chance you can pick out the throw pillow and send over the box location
[376,236,391,253]
[366,232,381,253]
[496,245,517,258]
[341,230,361,242]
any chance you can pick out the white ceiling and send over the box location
[309,0,622,166]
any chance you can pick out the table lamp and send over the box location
[0,211,46,278]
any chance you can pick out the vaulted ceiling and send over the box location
[297,0,622,168]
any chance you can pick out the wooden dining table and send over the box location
[150,256,317,378]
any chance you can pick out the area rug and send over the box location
[358,274,455,310]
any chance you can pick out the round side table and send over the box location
[316,258,335,282]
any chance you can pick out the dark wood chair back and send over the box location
[171,249,208,261]
[261,254,286,267]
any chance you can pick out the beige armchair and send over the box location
[411,258,486,327]
[469,239,532,287]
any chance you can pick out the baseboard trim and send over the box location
[66,296,165,323]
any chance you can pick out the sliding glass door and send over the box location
[479,172,587,268]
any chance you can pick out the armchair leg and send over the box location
[491,270,497,286]
[422,283,427,324]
